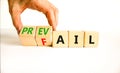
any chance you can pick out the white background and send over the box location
[1,0,120,73]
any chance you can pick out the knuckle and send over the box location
[9,4,22,15]
[9,9,12,14]
[54,8,59,13]
[9,7,13,14]
[46,8,53,15]
[9,7,16,14]
[47,7,59,14]
[9,7,21,15]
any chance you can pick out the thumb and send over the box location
[10,11,23,34]
[9,5,26,34]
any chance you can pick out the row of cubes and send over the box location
[19,26,98,48]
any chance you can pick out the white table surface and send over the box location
[1,28,120,73]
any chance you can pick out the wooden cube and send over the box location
[68,31,84,47]
[19,26,37,46]
[36,26,52,46]
[84,31,99,48]
[52,31,68,47]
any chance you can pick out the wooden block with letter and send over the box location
[19,26,37,46]
[52,31,68,47]
[36,26,52,46]
[68,31,84,47]
[84,31,99,48]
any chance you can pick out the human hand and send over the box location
[8,0,58,33]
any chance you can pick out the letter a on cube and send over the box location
[36,26,52,46]
[19,26,37,46]
[52,31,68,47]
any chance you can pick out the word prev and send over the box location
[19,26,99,48]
